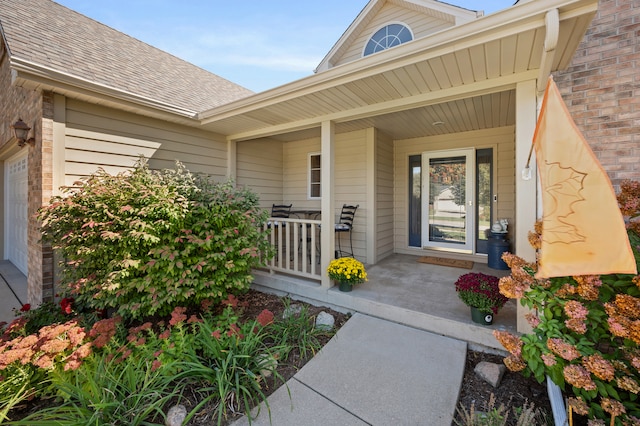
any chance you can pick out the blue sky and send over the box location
[54,0,516,93]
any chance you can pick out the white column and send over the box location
[515,79,539,334]
[365,128,376,264]
[227,139,237,181]
[320,121,335,289]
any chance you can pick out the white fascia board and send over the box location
[10,57,199,120]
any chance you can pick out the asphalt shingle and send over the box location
[0,0,254,113]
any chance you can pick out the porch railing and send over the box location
[263,217,322,280]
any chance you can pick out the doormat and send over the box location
[417,256,474,269]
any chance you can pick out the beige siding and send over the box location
[283,138,321,209]
[334,3,455,67]
[276,130,368,260]
[63,99,227,187]
[376,131,394,262]
[236,138,284,209]
[393,126,515,255]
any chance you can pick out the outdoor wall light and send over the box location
[12,119,35,147]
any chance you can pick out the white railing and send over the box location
[263,217,322,280]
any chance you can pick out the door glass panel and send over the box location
[422,149,474,253]
[476,149,493,254]
[408,155,421,247]
[427,156,467,245]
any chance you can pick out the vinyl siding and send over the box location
[334,3,455,67]
[63,99,227,187]
[236,138,284,209]
[393,126,516,254]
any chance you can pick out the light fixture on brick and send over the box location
[12,118,35,147]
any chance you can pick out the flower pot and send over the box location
[338,281,352,292]
[470,306,493,325]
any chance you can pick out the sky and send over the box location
[53,0,517,93]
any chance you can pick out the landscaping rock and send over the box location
[474,361,506,388]
[256,353,278,378]
[165,404,187,426]
[282,304,302,319]
[315,311,335,331]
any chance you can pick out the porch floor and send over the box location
[253,253,516,351]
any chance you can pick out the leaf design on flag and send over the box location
[542,162,587,244]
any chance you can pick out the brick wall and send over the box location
[1,41,51,305]
[555,0,640,190]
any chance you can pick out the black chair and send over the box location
[267,204,292,257]
[269,204,292,223]
[335,204,358,258]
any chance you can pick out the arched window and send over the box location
[363,23,413,56]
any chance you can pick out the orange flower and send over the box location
[567,396,589,416]
[615,294,640,319]
[503,354,526,372]
[582,354,615,381]
[547,338,581,361]
[563,364,596,391]
[493,330,522,357]
[601,397,625,417]
[617,376,640,394]
[573,275,602,301]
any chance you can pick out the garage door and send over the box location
[6,152,28,275]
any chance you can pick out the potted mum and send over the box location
[454,272,507,325]
[327,257,367,292]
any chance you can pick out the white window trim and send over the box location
[362,21,414,57]
[308,152,321,200]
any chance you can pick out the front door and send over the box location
[421,149,474,253]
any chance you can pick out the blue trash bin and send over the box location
[487,233,510,270]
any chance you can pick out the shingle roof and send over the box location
[0,0,254,114]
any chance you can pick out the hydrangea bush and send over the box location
[494,180,640,424]
[37,159,272,319]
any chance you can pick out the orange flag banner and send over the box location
[533,76,637,278]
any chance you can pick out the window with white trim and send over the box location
[363,23,413,56]
[308,153,321,199]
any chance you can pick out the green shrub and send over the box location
[494,181,640,425]
[38,159,272,319]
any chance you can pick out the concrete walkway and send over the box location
[232,313,467,426]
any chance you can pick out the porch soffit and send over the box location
[199,0,597,142]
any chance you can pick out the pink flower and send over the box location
[256,309,274,327]
[169,307,187,326]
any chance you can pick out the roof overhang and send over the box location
[9,56,202,127]
[198,0,597,142]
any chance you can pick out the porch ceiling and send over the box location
[198,0,597,142]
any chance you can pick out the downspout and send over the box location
[536,11,569,426]
[537,8,560,96]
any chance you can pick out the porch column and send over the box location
[515,79,538,334]
[320,120,335,289]
[227,139,237,180]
